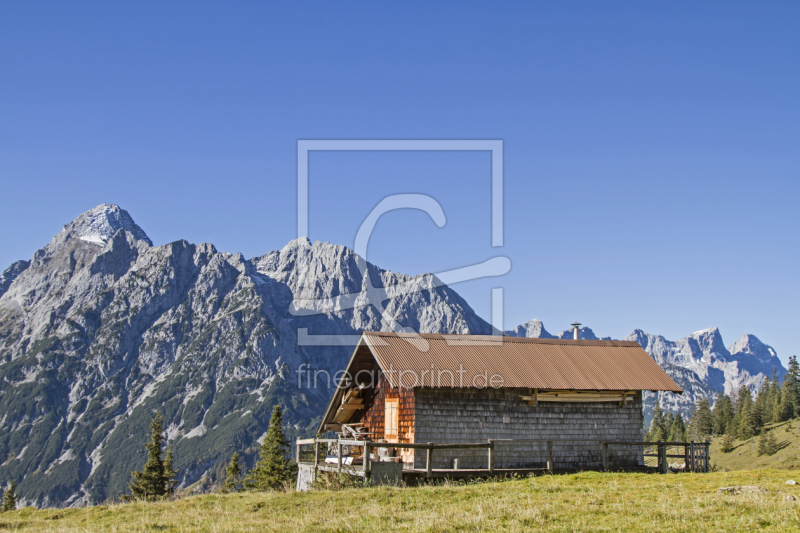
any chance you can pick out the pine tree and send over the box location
[754,377,770,431]
[222,452,242,493]
[163,447,179,496]
[648,400,667,441]
[688,397,713,441]
[720,432,735,453]
[129,413,179,500]
[783,356,800,419]
[770,371,783,423]
[1,480,16,512]
[712,392,735,435]
[765,430,778,456]
[756,431,768,456]
[245,405,296,491]
[777,378,795,422]
[665,413,675,439]
[734,386,756,439]
[669,413,686,442]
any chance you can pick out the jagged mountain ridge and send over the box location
[507,321,787,423]
[505,319,611,341]
[0,205,491,508]
[0,204,785,507]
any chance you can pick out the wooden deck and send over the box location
[296,438,709,490]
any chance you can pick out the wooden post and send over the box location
[656,444,662,473]
[314,441,320,470]
[547,441,554,472]
[488,440,495,474]
[704,441,709,473]
[337,442,342,473]
[296,442,302,463]
[363,442,371,474]
[602,442,609,471]
[426,443,434,479]
[689,441,695,473]
[683,442,689,472]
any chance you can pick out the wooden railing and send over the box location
[296,438,710,478]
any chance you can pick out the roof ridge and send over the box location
[361,331,640,347]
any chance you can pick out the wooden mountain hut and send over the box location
[316,331,682,471]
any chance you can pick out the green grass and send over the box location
[1,469,799,532]
[711,419,800,471]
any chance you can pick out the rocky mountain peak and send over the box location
[505,319,554,338]
[58,204,152,247]
[729,333,781,371]
[686,327,730,359]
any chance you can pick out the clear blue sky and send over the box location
[1,1,798,365]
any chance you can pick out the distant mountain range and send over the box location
[0,204,786,507]
[506,319,786,424]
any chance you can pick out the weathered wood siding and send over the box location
[412,388,644,470]
[361,375,416,464]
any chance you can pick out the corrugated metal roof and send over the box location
[362,332,682,393]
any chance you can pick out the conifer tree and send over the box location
[1,480,16,512]
[129,413,179,500]
[781,356,800,419]
[720,432,735,453]
[163,447,179,495]
[769,370,782,423]
[688,397,713,441]
[765,430,778,456]
[777,383,794,422]
[245,405,296,491]
[712,392,735,435]
[734,386,756,439]
[222,452,242,493]
[756,431,768,456]
[647,400,667,441]
[754,377,770,431]
[669,413,686,442]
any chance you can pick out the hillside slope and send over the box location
[0,470,798,532]
[710,418,800,471]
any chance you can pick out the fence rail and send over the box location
[296,438,710,478]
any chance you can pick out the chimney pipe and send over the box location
[571,322,581,340]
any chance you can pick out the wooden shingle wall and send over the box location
[361,375,416,464]
[412,388,645,470]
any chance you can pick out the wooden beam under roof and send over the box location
[519,390,636,404]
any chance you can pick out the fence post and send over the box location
[547,441,554,472]
[426,443,434,479]
[337,442,342,474]
[363,442,371,474]
[658,443,668,474]
[690,441,695,473]
[488,440,495,474]
[602,442,609,471]
[704,440,709,473]
[314,440,320,470]
[296,442,302,464]
[683,442,689,472]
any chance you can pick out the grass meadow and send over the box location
[1,469,799,532]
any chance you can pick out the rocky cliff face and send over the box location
[0,205,491,507]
